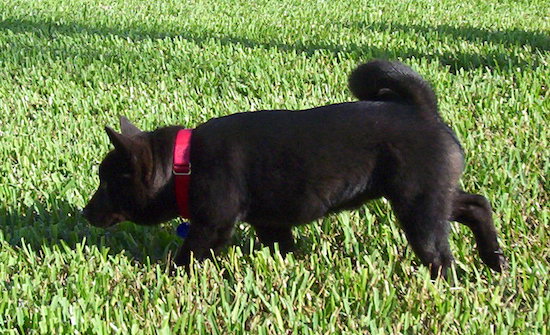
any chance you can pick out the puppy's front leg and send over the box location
[254,225,295,255]
[174,220,235,268]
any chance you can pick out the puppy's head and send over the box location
[83,117,158,227]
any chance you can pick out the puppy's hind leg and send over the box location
[390,193,454,279]
[450,190,506,272]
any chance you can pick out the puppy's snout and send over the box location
[81,205,95,222]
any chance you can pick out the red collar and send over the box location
[173,129,193,218]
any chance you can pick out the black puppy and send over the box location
[83,60,506,278]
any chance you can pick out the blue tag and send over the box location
[177,221,190,239]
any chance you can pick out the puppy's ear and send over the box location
[105,126,137,156]
[120,116,142,137]
[105,126,153,182]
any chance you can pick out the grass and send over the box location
[0,0,548,333]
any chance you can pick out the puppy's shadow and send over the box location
[0,199,181,264]
[0,198,299,267]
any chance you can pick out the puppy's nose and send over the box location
[81,207,89,219]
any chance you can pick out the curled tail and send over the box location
[348,60,439,120]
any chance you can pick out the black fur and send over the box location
[83,60,506,279]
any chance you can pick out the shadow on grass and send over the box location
[0,199,181,264]
[0,198,265,267]
[352,21,549,52]
[0,16,547,73]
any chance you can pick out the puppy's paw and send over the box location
[481,248,508,273]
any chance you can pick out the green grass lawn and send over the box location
[0,0,548,333]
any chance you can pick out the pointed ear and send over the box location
[119,116,142,137]
[105,126,136,156]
